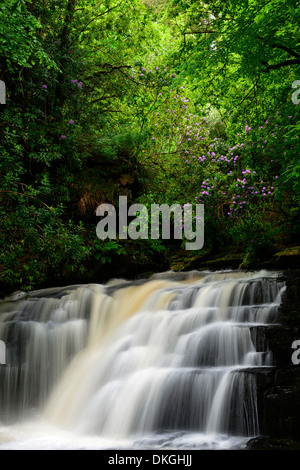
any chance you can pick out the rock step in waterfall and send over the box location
[0,270,286,450]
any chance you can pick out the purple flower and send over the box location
[78,82,83,88]
[42,85,47,89]
[69,120,75,125]
[61,135,66,139]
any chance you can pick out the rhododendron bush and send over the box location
[0,0,299,290]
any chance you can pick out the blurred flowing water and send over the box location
[0,270,285,450]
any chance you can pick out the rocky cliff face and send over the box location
[249,269,300,449]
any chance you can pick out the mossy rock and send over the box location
[275,246,300,257]
[204,253,243,268]
[272,246,300,269]
[169,250,211,272]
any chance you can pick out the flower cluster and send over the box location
[131,62,176,90]
[60,119,75,140]
[145,80,290,225]
[70,79,83,88]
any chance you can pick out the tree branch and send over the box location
[90,94,119,104]
[268,43,300,59]
[183,30,219,35]
[89,64,132,77]
[69,1,124,47]
[0,190,66,232]
[262,59,300,72]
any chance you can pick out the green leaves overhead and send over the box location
[0,0,299,290]
[0,1,57,71]
[166,0,300,121]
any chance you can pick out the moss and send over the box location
[205,252,242,267]
[168,249,211,272]
[274,246,300,258]
[168,249,243,272]
[271,246,300,269]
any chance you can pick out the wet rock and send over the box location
[257,269,300,441]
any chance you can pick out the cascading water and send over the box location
[0,270,285,450]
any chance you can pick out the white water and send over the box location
[0,270,285,450]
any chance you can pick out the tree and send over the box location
[0,0,172,290]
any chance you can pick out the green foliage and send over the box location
[94,239,126,264]
[0,0,299,291]
[0,0,57,71]
[227,212,279,268]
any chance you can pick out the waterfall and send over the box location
[0,270,285,450]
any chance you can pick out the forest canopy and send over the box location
[0,0,299,291]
